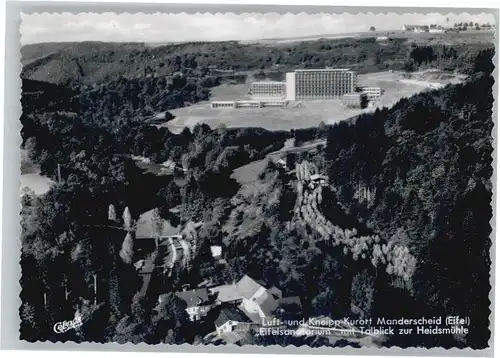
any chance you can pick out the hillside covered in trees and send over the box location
[19,37,494,349]
[22,37,492,87]
[322,53,493,348]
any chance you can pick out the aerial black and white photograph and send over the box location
[16,7,496,351]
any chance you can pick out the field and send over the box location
[20,149,55,195]
[240,29,495,46]
[162,69,464,133]
[231,138,324,198]
[384,29,495,45]
[21,173,55,196]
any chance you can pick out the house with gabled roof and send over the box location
[214,307,254,344]
[234,275,283,324]
[209,283,242,304]
[158,288,215,321]
[238,289,281,324]
[236,275,269,300]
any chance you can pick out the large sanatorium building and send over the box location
[285,69,357,101]
[211,68,380,109]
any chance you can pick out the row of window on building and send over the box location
[211,99,288,109]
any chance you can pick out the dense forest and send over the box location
[323,64,493,348]
[20,77,288,343]
[19,37,494,348]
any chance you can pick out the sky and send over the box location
[20,12,495,45]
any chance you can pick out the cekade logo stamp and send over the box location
[53,317,83,334]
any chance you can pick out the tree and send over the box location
[473,49,495,75]
[158,180,182,210]
[23,137,38,162]
[350,269,375,317]
[369,26,376,31]
[150,293,189,344]
[273,300,303,324]
[108,204,117,221]
[360,93,369,109]
[119,232,134,264]
[20,302,39,340]
[122,206,132,230]
[21,188,39,238]
[311,289,336,316]
[113,315,146,344]
[151,208,163,248]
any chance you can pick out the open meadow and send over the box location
[162,69,465,133]
[20,149,55,195]
[239,29,494,46]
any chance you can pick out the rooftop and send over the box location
[253,290,280,317]
[404,25,430,29]
[251,81,285,85]
[215,307,252,327]
[249,96,286,100]
[237,304,263,324]
[210,245,223,258]
[341,93,362,98]
[293,68,353,72]
[310,174,329,181]
[175,288,213,308]
[236,275,267,300]
[278,296,302,307]
[209,283,242,302]
[219,331,244,344]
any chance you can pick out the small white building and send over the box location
[250,81,286,99]
[210,245,222,260]
[236,275,282,324]
[360,86,382,102]
[214,307,253,344]
[341,93,362,108]
[211,100,287,109]
[309,174,329,188]
[403,25,429,32]
[275,158,287,168]
[211,101,236,109]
